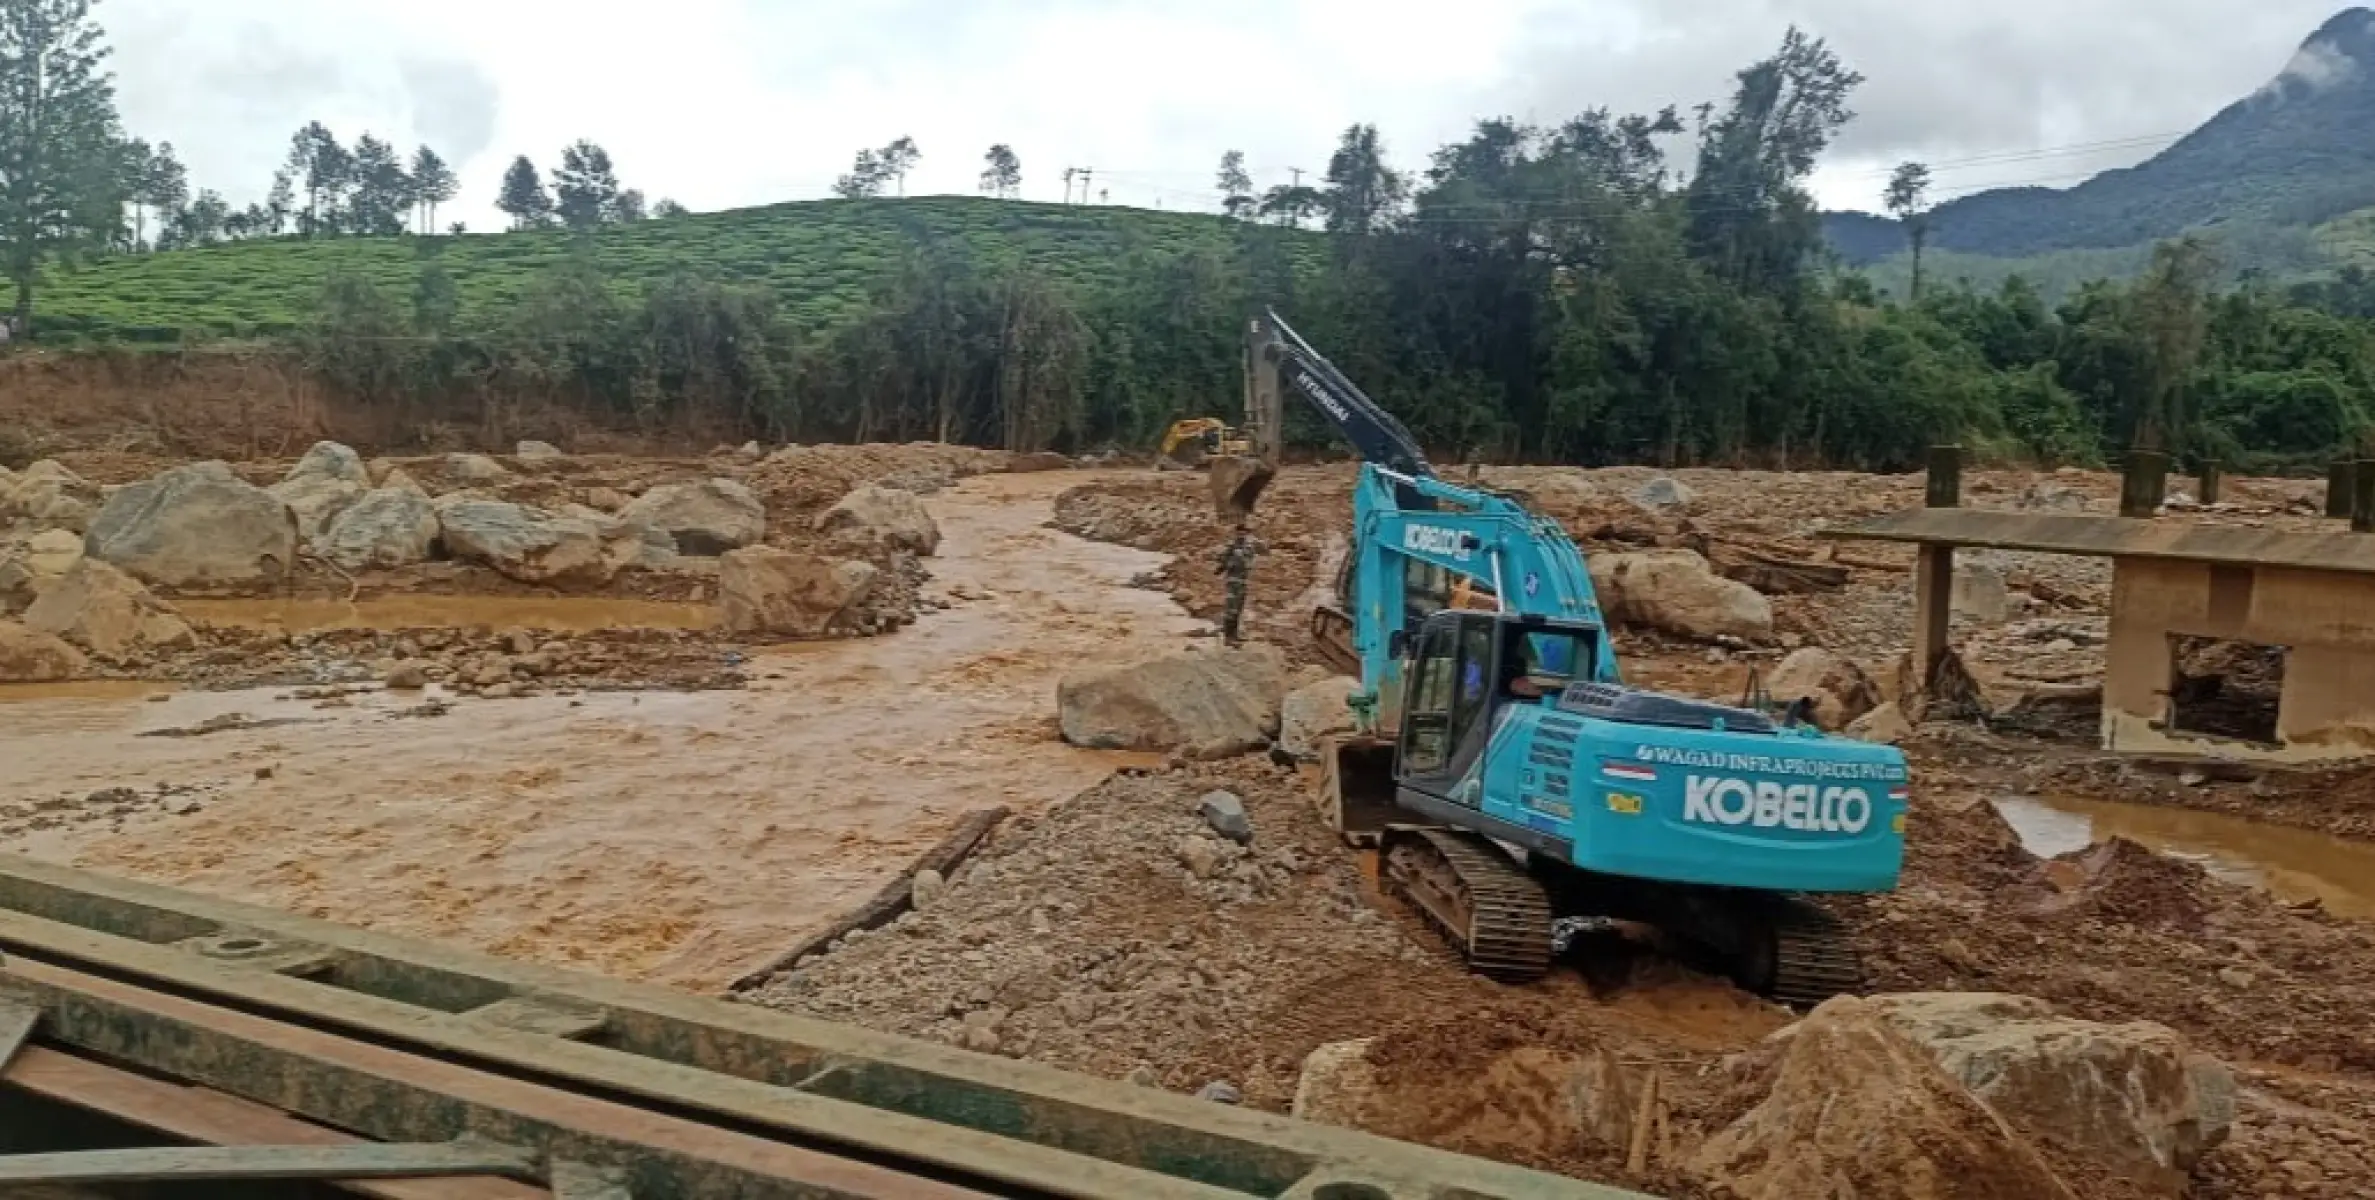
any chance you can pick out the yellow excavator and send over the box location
[1156,417,1251,470]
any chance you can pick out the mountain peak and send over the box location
[2268,8,2375,99]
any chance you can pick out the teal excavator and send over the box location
[1218,310,1909,1003]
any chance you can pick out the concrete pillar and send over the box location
[2328,460,2356,519]
[1926,445,1964,509]
[2196,461,2222,506]
[2355,460,2375,534]
[2120,449,2169,518]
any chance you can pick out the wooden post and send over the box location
[2355,460,2375,534]
[2329,460,2357,519]
[2196,461,2222,506]
[2119,448,2169,518]
[1913,545,1953,682]
[1910,445,1963,689]
[1925,445,1963,508]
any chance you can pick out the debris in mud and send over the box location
[145,624,747,694]
[139,712,319,738]
[0,779,226,841]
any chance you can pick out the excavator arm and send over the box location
[1214,309,1434,519]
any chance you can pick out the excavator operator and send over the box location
[1504,631,1579,701]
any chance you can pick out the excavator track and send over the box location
[1756,900,1865,1009]
[1382,828,1554,984]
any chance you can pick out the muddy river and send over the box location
[0,472,1199,991]
[1992,792,2375,919]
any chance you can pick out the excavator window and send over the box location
[1402,623,1459,772]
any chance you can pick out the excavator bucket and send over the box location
[1209,455,1275,521]
[1316,734,1401,848]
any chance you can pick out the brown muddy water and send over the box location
[0,471,1202,992]
[1991,792,2375,919]
[175,595,719,633]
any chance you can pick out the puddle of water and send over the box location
[1990,792,2375,919]
[0,681,177,735]
[175,595,717,634]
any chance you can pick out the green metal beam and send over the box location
[0,854,1658,1200]
[0,1001,34,1071]
[0,1140,535,1184]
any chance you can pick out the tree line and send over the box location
[7,0,2375,470]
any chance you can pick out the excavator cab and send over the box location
[1319,610,1599,846]
[1395,612,1596,801]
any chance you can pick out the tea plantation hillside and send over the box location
[33,197,1298,344]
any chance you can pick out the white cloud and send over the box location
[97,0,2354,226]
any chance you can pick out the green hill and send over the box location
[32,197,1288,344]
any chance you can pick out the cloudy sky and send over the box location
[103,0,2358,227]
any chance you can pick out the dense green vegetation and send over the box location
[1828,9,2375,264]
[32,199,1298,342]
[9,4,2375,473]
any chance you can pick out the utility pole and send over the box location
[1079,167,1095,203]
[1062,168,1076,205]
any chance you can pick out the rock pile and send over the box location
[0,460,101,535]
[1694,995,2081,1200]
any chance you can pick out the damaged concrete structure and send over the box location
[1836,506,2375,764]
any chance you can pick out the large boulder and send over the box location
[85,462,298,588]
[1058,646,1287,756]
[1,460,102,535]
[1279,675,1360,761]
[1861,993,2234,1193]
[442,453,514,486]
[1846,701,1914,745]
[718,547,878,636]
[618,479,765,556]
[1694,996,2077,1200]
[0,621,87,683]
[0,529,84,614]
[268,441,371,542]
[1765,648,1881,731]
[319,488,441,571]
[22,559,195,658]
[435,498,625,588]
[515,440,564,461]
[815,485,941,557]
[1292,1036,1641,1159]
[1589,550,1773,642]
[1631,475,1696,511]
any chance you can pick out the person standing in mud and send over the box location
[1217,522,1263,646]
